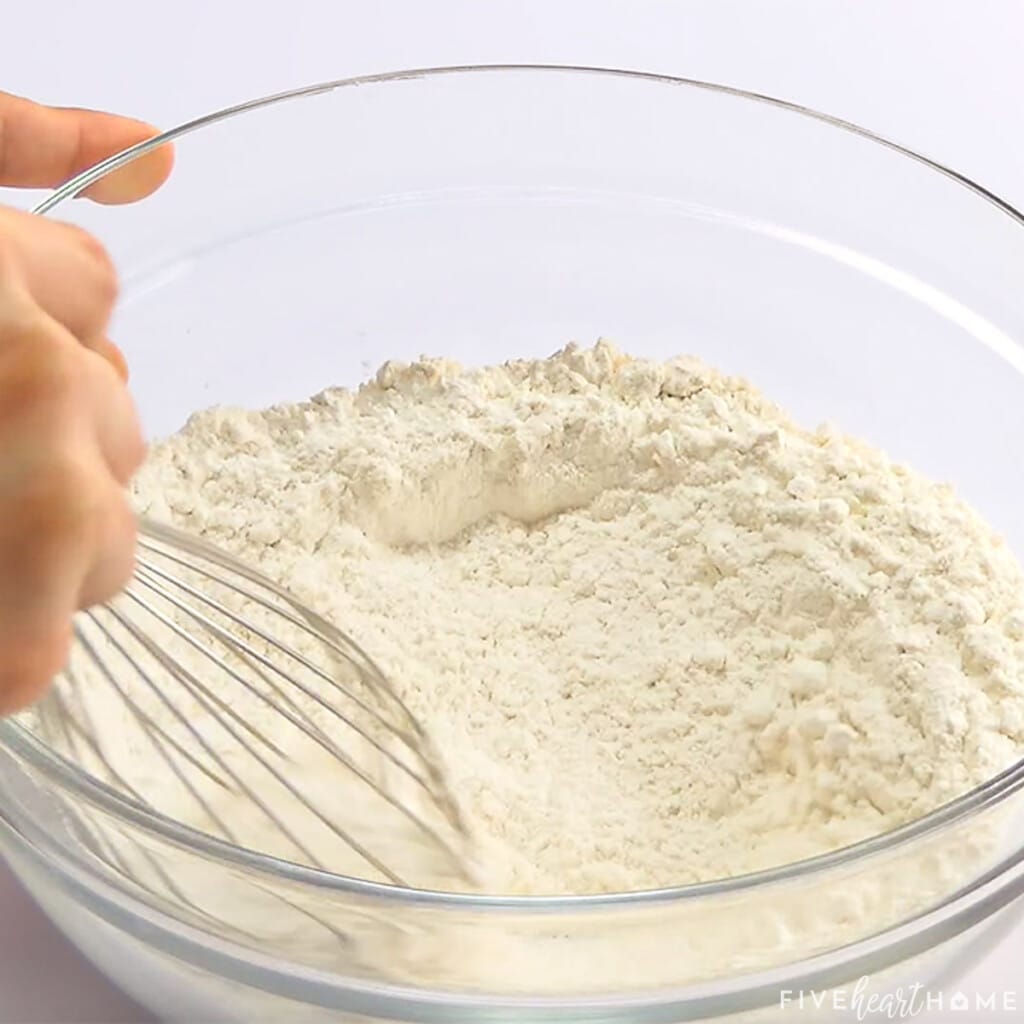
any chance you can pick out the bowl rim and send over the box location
[6,62,1024,916]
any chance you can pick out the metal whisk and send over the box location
[34,517,474,892]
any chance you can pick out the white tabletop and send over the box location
[1,1,1023,1020]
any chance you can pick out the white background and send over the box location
[1,1,1022,1020]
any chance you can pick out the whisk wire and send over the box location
[135,551,427,756]
[76,616,246,846]
[78,616,235,793]
[137,533,427,738]
[34,519,472,890]
[116,592,290,761]
[123,582,469,869]
[122,591,423,882]
[132,564,433,792]
[94,604,334,869]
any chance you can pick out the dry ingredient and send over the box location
[124,340,1024,896]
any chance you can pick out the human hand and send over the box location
[0,91,173,714]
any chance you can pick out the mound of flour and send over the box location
[129,340,1024,895]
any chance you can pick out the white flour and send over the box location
[117,340,1024,897]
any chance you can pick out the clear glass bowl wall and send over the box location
[0,67,1023,1023]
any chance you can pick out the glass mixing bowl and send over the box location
[1,65,1023,1023]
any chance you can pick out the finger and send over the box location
[0,206,118,342]
[0,299,143,484]
[0,320,137,712]
[91,337,129,382]
[0,217,130,386]
[0,485,135,714]
[0,91,174,203]
[77,489,137,609]
[80,345,146,484]
[0,305,80,437]
[0,621,73,715]
[0,455,94,715]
